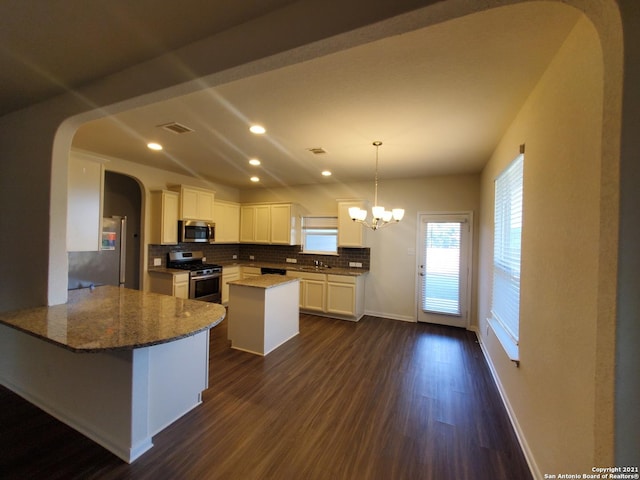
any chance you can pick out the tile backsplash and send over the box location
[148,243,370,270]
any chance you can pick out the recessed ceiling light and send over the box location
[147,142,163,151]
[249,125,266,135]
[250,176,260,182]
[321,170,332,177]
[249,158,261,166]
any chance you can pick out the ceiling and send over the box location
[2,1,580,188]
[0,0,298,116]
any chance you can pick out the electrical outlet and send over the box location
[202,257,206,262]
[153,257,162,266]
[286,258,297,263]
[232,254,238,260]
[249,255,255,260]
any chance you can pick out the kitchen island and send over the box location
[227,274,299,356]
[0,285,226,463]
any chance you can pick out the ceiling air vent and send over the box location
[307,147,327,155]
[158,122,194,134]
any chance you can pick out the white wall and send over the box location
[241,174,480,323]
[477,15,614,475]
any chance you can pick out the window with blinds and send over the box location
[490,153,523,360]
[302,216,338,254]
[422,222,462,315]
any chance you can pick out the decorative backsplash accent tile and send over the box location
[148,243,369,270]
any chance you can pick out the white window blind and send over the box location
[422,222,462,315]
[491,154,524,350]
[302,216,338,254]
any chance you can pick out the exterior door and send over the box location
[417,213,472,328]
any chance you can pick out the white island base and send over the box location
[0,324,209,463]
[228,275,300,356]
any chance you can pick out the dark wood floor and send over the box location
[0,314,531,480]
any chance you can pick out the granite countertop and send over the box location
[228,274,299,289]
[0,286,226,353]
[220,261,368,276]
[148,267,190,276]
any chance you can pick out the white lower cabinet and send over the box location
[287,271,366,321]
[287,271,326,313]
[222,266,241,304]
[148,271,189,299]
[174,278,189,299]
[327,274,365,319]
[241,266,261,279]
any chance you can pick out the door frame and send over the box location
[414,211,473,328]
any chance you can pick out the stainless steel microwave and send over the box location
[178,220,215,243]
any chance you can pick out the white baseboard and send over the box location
[475,333,540,479]
[364,309,416,322]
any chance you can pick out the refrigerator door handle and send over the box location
[119,216,127,287]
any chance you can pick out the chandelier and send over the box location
[349,141,404,230]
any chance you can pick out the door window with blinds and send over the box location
[489,153,524,362]
[423,222,462,315]
[302,216,338,254]
[418,213,471,328]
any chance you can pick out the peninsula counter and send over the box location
[0,285,226,463]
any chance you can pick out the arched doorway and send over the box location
[103,171,142,290]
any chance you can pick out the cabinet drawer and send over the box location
[242,266,261,278]
[288,271,326,281]
[327,274,356,284]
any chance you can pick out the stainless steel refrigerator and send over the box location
[68,216,127,290]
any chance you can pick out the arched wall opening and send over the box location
[103,171,143,290]
[45,0,628,473]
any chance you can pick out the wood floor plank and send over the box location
[0,314,531,479]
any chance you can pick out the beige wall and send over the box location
[478,15,611,475]
[241,174,480,322]
[0,0,634,474]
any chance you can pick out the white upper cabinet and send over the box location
[213,200,240,243]
[240,203,300,245]
[270,203,298,245]
[240,204,270,243]
[150,190,179,245]
[170,185,215,221]
[67,154,103,251]
[338,200,367,247]
[254,205,271,243]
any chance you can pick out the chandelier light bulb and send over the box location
[372,206,385,219]
[392,209,405,221]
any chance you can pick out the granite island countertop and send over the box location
[228,274,299,289]
[0,285,226,353]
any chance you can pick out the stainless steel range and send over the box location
[167,251,222,303]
